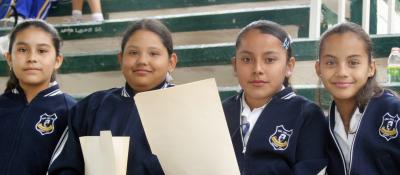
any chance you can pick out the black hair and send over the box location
[5,19,62,92]
[235,20,293,87]
[121,19,173,56]
[318,22,383,109]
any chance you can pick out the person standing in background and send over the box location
[70,0,104,23]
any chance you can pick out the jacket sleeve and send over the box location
[293,103,329,175]
[47,98,89,175]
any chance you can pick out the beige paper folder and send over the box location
[79,131,130,175]
[134,78,240,175]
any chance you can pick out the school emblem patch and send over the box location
[379,113,399,141]
[269,125,293,151]
[35,113,58,135]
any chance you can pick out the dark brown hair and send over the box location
[121,19,173,56]
[235,20,293,87]
[5,19,62,92]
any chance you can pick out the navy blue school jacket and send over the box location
[0,83,76,175]
[47,82,171,175]
[223,87,329,175]
[327,90,400,175]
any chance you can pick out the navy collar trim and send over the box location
[11,81,62,98]
[235,86,296,101]
[122,80,171,98]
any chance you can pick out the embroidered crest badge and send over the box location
[379,113,399,141]
[35,113,58,135]
[269,125,293,151]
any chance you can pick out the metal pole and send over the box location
[309,0,321,38]
[387,0,395,34]
[362,0,370,34]
[338,0,346,23]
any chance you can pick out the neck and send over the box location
[244,95,270,111]
[130,80,166,93]
[20,82,50,103]
[334,98,357,133]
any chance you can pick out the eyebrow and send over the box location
[322,54,336,59]
[15,42,51,48]
[347,54,362,59]
[322,54,362,59]
[238,50,277,55]
[125,45,161,50]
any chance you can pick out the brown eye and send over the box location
[325,59,335,66]
[17,48,27,53]
[349,60,360,66]
[150,52,160,57]
[128,50,138,56]
[38,49,48,54]
[240,57,252,63]
[264,57,276,64]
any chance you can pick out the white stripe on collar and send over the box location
[44,89,63,97]
[44,82,63,97]
[11,82,62,97]
[121,87,130,98]
[11,88,19,94]
[281,92,296,100]
[281,85,296,100]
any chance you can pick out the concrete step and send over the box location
[0,1,311,39]
[48,0,275,17]
[60,26,299,55]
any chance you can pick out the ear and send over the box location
[118,52,123,66]
[315,60,321,78]
[231,57,237,77]
[285,57,295,77]
[54,54,64,70]
[368,59,376,77]
[168,53,178,72]
[5,52,12,67]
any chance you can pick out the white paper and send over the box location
[135,78,240,175]
[79,131,130,175]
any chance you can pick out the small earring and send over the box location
[166,71,174,82]
[286,71,292,77]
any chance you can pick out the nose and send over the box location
[252,59,263,75]
[135,53,148,65]
[335,62,349,77]
[27,52,38,63]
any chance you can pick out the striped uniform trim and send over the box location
[44,89,63,97]
[121,82,172,98]
[48,127,69,170]
[121,87,130,98]
[11,88,19,94]
[281,92,296,100]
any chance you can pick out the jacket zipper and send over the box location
[348,103,369,174]
[328,103,348,175]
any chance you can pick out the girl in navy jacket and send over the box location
[47,19,177,175]
[316,22,400,175]
[0,20,76,175]
[223,20,328,175]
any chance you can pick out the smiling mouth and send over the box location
[133,69,151,75]
[333,82,353,88]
